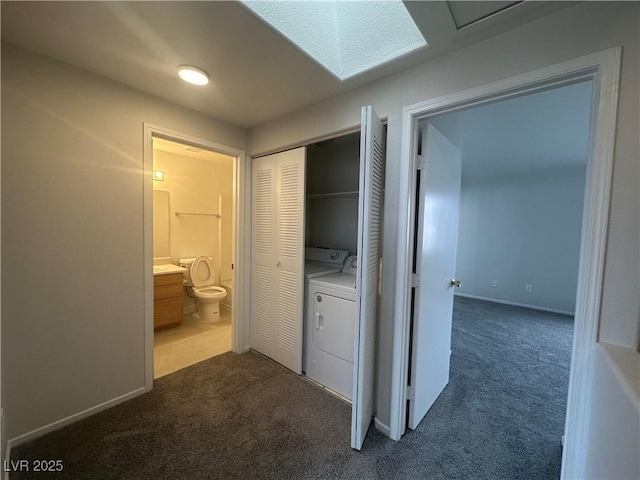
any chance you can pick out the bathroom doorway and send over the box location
[143,125,246,385]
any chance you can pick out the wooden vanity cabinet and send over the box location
[154,273,183,330]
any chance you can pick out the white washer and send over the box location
[306,255,358,400]
[304,247,349,280]
[303,247,349,372]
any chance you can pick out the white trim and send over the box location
[143,125,155,391]
[251,126,362,159]
[6,386,146,450]
[454,293,574,316]
[562,48,621,479]
[374,418,391,437]
[390,48,621,480]
[143,124,247,391]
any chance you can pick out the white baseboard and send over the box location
[454,293,574,316]
[7,386,146,451]
[374,417,391,437]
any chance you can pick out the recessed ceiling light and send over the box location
[177,66,209,86]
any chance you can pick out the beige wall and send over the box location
[584,345,640,480]
[1,42,247,442]
[153,149,234,283]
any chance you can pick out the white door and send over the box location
[351,106,384,450]
[408,122,462,430]
[251,147,306,374]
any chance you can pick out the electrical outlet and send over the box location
[525,283,533,292]
[491,280,498,288]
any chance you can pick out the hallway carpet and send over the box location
[9,297,573,479]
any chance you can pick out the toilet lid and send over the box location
[190,256,216,288]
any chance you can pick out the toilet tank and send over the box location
[179,257,196,285]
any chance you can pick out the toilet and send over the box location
[220,279,232,310]
[179,256,227,323]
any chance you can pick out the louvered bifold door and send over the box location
[274,147,306,374]
[250,148,306,374]
[251,155,277,359]
[351,106,384,450]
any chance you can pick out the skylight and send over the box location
[241,0,427,81]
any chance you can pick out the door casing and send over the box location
[390,48,621,480]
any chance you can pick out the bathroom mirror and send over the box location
[153,190,170,257]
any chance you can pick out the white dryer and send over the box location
[305,255,358,400]
[303,247,349,372]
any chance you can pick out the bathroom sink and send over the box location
[153,264,187,276]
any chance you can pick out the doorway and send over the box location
[391,48,621,478]
[151,137,235,378]
[143,124,246,389]
[405,81,591,475]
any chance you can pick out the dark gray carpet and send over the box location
[10,297,573,479]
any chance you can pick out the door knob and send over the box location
[449,279,461,288]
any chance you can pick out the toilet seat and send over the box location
[193,286,226,298]
[190,255,216,288]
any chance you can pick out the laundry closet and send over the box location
[305,133,360,254]
[304,132,361,401]
[250,106,384,450]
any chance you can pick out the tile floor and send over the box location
[153,308,232,379]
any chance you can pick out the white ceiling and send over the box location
[429,80,593,178]
[1,1,572,128]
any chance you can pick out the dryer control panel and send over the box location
[342,255,358,274]
[305,247,349,266]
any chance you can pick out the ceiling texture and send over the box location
[1,1,572,128]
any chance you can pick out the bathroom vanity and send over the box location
[153,272,184,330]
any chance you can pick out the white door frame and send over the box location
[390,48,621,480]
[143,124,247,389]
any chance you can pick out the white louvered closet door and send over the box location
[251,147,306,374]
[352,106,384,450]
[251,154,277,359]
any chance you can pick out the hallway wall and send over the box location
[1,42,247,444]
